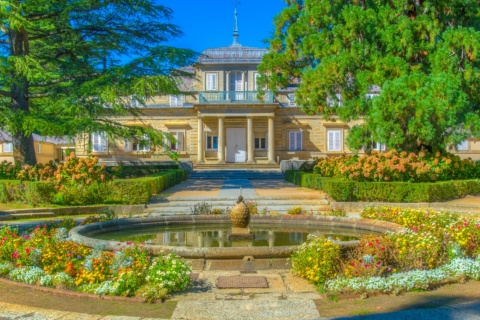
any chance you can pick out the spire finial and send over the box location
[232,1,240,46]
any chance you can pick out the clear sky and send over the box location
[161,0,287,53]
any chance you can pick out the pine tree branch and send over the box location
[0,90,12,97]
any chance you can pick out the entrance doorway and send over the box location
[226,128,246,163]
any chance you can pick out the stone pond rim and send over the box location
[69,215,406,260]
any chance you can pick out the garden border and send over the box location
[285,170,480,202]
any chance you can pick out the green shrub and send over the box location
[313,151,480,182]
[287,206,306,215]
[0,169,187,206]
[190,202,213,215]
[285,171,480,202]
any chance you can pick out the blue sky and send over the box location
[161,0,287,53]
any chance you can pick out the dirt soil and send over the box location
[315,280,480,317]
[0,281,176,318]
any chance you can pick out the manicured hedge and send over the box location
[0,169,187,206]
[107,164,180,178]
[0,180,56,205]
[285,170,480,202]
[107,169,188,204]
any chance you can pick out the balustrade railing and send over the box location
[199,91,273,104]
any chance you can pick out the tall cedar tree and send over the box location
[0,0,196,164]
[258,0,480,152]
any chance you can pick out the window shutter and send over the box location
[296,131,302,151]
[176,132,184,151]
[289,131,295,150]
[334,131,341,151]
[206,73,217,90]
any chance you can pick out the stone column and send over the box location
[247,116,255,163]
[197,117,205,164]
[268,116,275,163]
[218,116,225,163]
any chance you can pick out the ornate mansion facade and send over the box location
[73,11,480,164]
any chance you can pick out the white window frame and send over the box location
[288,130,302,151]
[255,134,267,150]
[327,130,343,152]
[326,93,343,107]
[457,140,469,151]
[3,142,13,153]
[206,134,218,151]
[169,131,185,151]
[206,73,218,91]
[254,72,260,90]
[169,95,184,107]
[287,93,296,106]
[366,93,379,100]
[372,141,386,152]
[91,132,107,152]
[133,134,150,152]
[128,95,140,108]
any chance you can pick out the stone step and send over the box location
[190,174,284,180]
[147,199,329,207]
[190,169,283,180]
[9,211,56,219]
[144,204,332,215]
[0,214,13,221]
[194,163,280,169]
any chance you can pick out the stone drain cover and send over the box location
[216,276,269,289]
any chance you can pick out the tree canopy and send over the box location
[0,0,197,164]
[258,0,480,152]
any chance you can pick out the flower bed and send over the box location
[0,154,187,206]
[291,207,480,295]
[0,225,191,302]
[313,151,480,182]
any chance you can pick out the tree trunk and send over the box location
[12,132,37,165]
[9,13,37,165]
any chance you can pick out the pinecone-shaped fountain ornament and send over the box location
[230,195,250,228]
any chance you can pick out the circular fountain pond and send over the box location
[69,215,405,264]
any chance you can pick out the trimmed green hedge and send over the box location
[107,169,188,204]
[0,169,188,206]
[285,170,480,202]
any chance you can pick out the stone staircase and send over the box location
[144,195,330,215]
[144,168,331,215]
[190,169,283,180]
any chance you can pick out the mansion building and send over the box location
[71,10,479,165]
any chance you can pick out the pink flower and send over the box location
[12,251,20,259]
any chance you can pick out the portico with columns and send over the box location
[196,105,276,164]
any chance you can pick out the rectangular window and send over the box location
[169,95,184,107]
[326,93,343,107]
[206,73,218,91]
[206,135,218,150]
[3,142,13,153]
[287,93,296,106]
[255,134,267,150]
[457,140,469,151]
[36,143,42,154]
[169,131,184,151]
[91,132,107,152]
[288,131,302,151]
[372,142,386,151]
[133,134,150,152]
[327,130,342,151]
[254,72,260,90]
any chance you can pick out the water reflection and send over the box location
[95,223,366,248]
